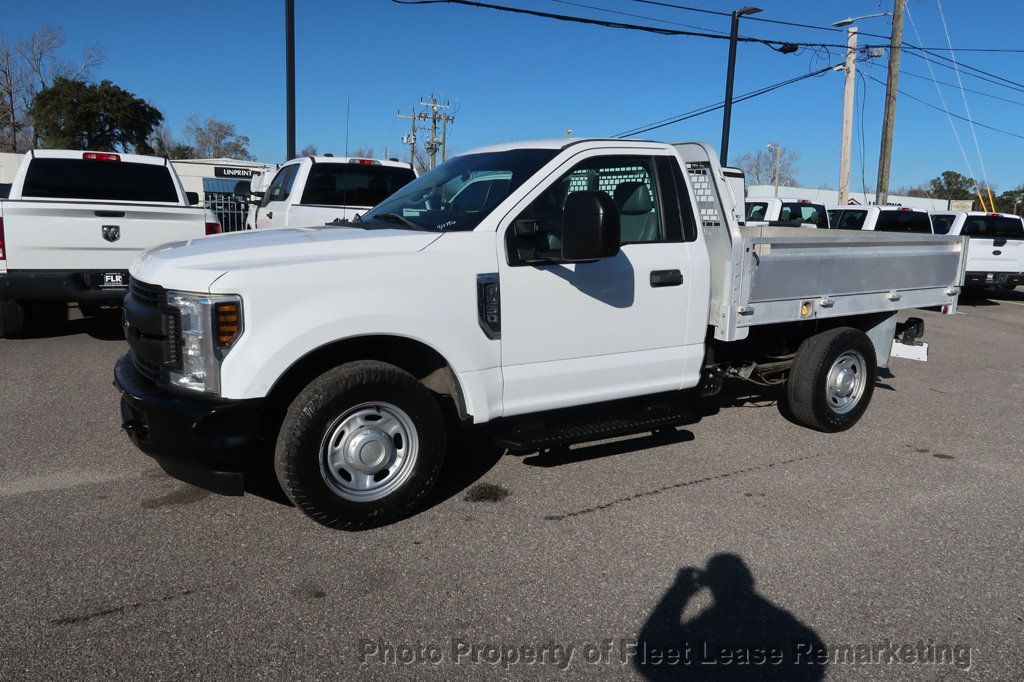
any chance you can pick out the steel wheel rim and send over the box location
[318,401,419,502]
[825,350,867,415]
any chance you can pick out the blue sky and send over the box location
[8,0,1024,191]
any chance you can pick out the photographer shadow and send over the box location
[635,554,827,681]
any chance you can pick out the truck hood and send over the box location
[130,226,443,292]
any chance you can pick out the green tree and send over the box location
[927,171,976,200]
[995,186,1024,215]
[29,77,162,153]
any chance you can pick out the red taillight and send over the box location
[901,207,911,212]
[0,217,5,260]
[205,222,222,235]
[350,158,379,166]
[83,152,120,161]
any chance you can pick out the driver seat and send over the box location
[614,182,657,242]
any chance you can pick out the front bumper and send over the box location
[0,269,131,302]
[964,271,1024,289]
[114,353,265,495]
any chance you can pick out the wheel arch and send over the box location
[263,334,471,428]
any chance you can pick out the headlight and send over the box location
[165,291,243,394]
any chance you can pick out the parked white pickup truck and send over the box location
[929,211,1024,289]
[827,205,933,234]
[745,197,829,229]
[116,139,966,529]
[252,156,416,229]
[0,150,221,337]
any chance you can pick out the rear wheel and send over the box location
[0,299,27,338]
[274,360,446,530]
[786,327,876,432]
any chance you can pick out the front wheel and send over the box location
[274,360,447,530]
[786,327,876,432]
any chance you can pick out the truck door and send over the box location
[255,163,300,229]
[496,151,707,416]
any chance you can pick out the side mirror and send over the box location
[561,191,620,262]
[185,191,200,206]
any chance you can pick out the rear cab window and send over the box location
[930,214,955,235]
[961,215,1024,240]
[781,202,828,228]
[875,210,932,233]
[745,202,768,221]
[831,209,867,230]
[301,162,417,208]
[21,158,179,203]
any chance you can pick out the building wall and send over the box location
[747,185,950,211]
[0,152,23,184]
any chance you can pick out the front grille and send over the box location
[131,352,161,383]
[129,279,163,308]
[124,279,179,383]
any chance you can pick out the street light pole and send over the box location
[720,6,761,166]
[285,0,296,160]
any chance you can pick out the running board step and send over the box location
[494,406,698,453]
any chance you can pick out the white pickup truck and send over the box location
[827,205,933,234]
[251,156,416,229]
[744,197,829,229]
[929,211,1024,289]
[0,150,221,337]
[116,139,966,529]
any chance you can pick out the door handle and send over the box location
[650,269,684,287]
[266,211,273,219]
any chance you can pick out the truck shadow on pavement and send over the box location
[956,287,1024,307]
[15,307,125,341]
[635,554,828,681]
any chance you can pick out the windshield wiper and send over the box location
[372,213,425,230]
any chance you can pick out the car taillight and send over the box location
[83,152,120,161]
[205,222,222,235]
[349,158,380,165]
[0,217,5,260]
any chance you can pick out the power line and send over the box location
[867,63,1024,107]
[934,0,993,206]
[862,72,1024,140]
[392,0,849,50]
[902,50,1024,95]
[613,63,839,138]
[632,0,893,40]
[550,0,727,34]
[903,2,984,204]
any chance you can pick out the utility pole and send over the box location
[720,6,762,166]
[398,108,417,168]
[770,143,782,197]
[875,0,905,206]
[838,26,857,205]
[418,95,455,170]
[285,0,296,160]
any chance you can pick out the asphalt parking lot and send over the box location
[1,291,1022,680]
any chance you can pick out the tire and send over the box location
[786,327,876,433]
[0,299,27,338]
[274,360,447,530]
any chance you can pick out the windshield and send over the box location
[301,163,415,208]
[362,149,558,231]
[961,215,1024,239]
